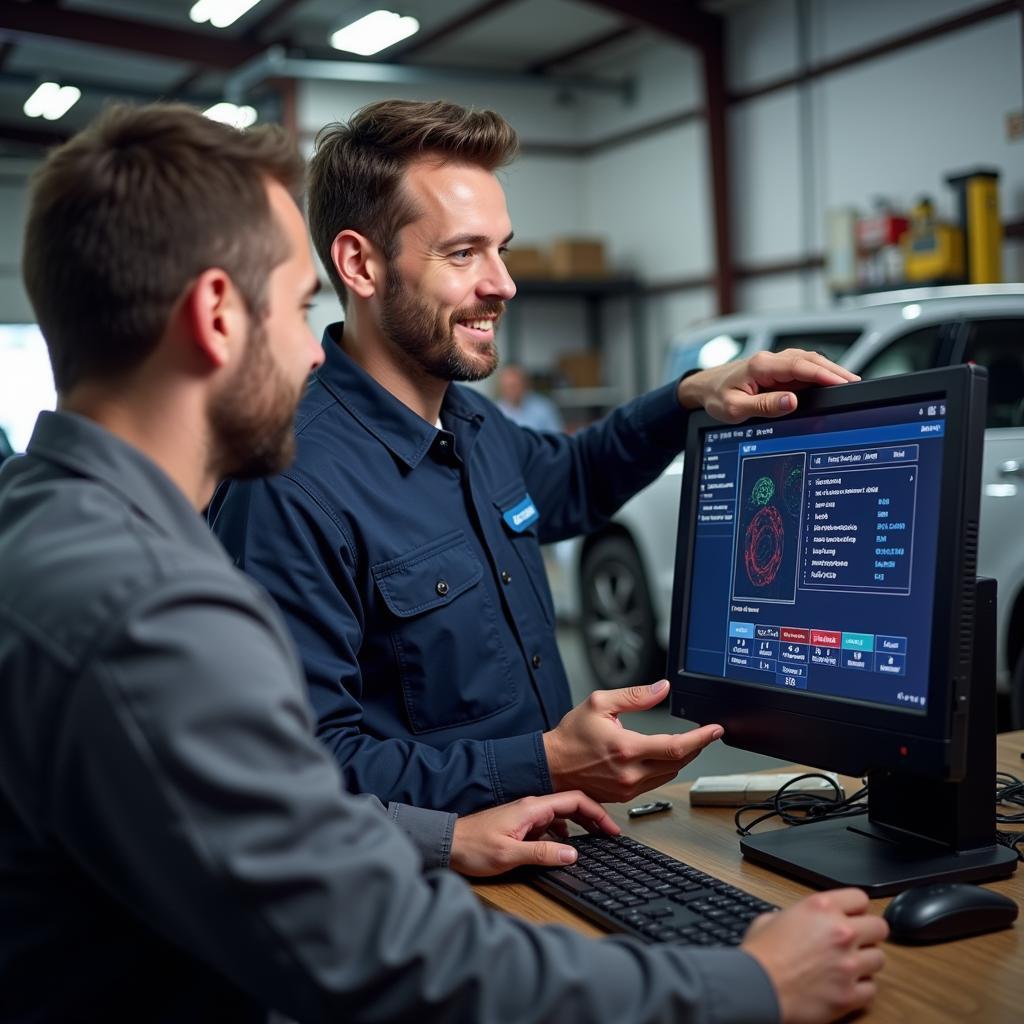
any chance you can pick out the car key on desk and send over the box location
[628,800,673,818]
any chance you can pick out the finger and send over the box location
[845,978,879,1012]
[540,791,621,836]
[631,723,725,763]
[805,887,871,916]
[546,819,570,840]
[755,350,858,387]
[590,680,671,715]
[853,915,890,946]
[508,839,579,870]
[854,947,886,976]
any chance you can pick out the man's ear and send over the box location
[331,230,384,300]
[184,269,247,369]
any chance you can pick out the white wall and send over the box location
[725,0,1024,316]
[0,1,1020,399]
[0,168,38,324]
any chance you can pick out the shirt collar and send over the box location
[25,410,220,551]
[314,322,483,470]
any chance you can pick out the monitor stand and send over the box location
[740,578,1018,897]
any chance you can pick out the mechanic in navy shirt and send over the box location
[210,99,858,815]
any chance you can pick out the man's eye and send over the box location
[451,249,473,260]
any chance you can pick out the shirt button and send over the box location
[501,570,512,584]
[436,580,449,596]
[532,654,542,669]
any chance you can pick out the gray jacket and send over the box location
[0,409,778,1024]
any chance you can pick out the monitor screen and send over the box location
[686,396,942,715]
[668,366,987,782]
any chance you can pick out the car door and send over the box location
[956,318,1024,690]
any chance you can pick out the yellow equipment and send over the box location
[903,196,965,284]
[946,168,1002,284]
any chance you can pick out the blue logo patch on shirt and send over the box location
[502,494,539,532]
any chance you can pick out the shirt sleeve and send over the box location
[209,474,550,814]
[507,379,691,544]
[47,576,779,1024]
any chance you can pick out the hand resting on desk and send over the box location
[743,888,889,1024]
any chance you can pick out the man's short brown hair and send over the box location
[22,103,305,393]
[307,99,518,308]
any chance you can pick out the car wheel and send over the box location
[580,536,662,689]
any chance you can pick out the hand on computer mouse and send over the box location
[741,888,888,1024]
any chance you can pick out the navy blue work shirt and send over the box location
[209,324,691,814]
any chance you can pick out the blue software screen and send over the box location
[684,398,947,713]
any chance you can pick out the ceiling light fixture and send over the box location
[330,10,420,56]
[203,102,258,129]
[23,82,81,121]
[190,0,264,30]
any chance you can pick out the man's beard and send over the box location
[209,319,303,480]
[379,261,502,382]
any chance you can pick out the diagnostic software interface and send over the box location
[683,398,947,713]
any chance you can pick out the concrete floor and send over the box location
[557,624,786,782]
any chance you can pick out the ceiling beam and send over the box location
[241,0,308,41]
[581,0,734,315]
[389,0,520,61]
[526,25,636,74]
[0,5,261,71]
[579,0,722,51]
[0,121,69,150]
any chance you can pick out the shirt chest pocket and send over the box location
[372,530,517,734]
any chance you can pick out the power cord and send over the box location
[734,772,868,837]
[996,770,1024,861]
[733,769,1024,862]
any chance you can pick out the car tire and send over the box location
[580,536,663,690]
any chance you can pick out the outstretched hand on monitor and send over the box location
[678,349,860,424]
[542,680,724,803]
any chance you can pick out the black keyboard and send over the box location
[531,834,776,946]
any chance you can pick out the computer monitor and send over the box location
[668,365,1017,895]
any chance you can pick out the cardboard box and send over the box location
[549,237,607,278]
[557,351,603,389]
[502,246,550,279]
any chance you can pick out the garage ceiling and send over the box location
[0,0,726,154]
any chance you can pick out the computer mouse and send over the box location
[884,883,1018,944]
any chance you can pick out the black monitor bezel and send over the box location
[667,365,987,780]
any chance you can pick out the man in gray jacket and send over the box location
[0,102,887,1024]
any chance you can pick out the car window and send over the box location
[769,330,863,363]
[664,334,749,382]
[962,318,1024,428]
[856,324,946,380]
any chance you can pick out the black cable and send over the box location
[733,769,1024,864]
[996,770,1024,861]
[734,772,868,837]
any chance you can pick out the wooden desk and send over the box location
[475,732,1024,1023]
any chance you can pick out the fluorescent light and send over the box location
[23,82,81,121]
[190,0,264,29]
[330,10,420,55]
[203,102,258,128]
